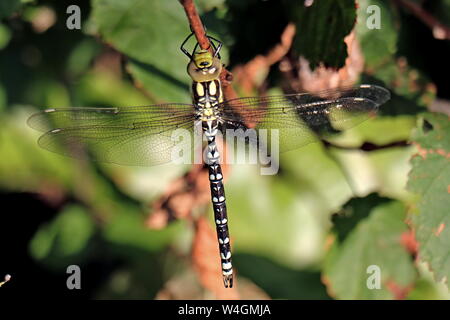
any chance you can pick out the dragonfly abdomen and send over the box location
[208,154,233,288]
[205,132,233,288]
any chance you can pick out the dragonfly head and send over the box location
[187,49,222,82]
[193,49,213,68]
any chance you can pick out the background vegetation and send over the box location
[0,0,449,299]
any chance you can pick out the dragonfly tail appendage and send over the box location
[223,274,233,288]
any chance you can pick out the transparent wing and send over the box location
[220,84,390,152]
[28,104,196,132]
[28,104,199,166]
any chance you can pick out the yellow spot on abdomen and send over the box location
[209,81,217,96]
[196,82,205,97]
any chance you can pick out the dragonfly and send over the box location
[28,32,391,288]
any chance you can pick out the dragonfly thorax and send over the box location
[192,79,223,124]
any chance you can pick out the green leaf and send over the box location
[103,210,183,253]
[234,253,330,299]
[127,59,190,104]
[407,261,450,300]
[328,145,415,202]
[290,0,357,69]
[356,0,397,67]
[0,108,76,191]
[324,199,417,299]
[407,113,450,287]
[331,194,390,242]
[325,115,416,147]
[357,0,434,116]
[89,0,192,102]
[0,23,11,50]
[74,71,150,106]
[66,38,102,76]
[29,205,95,266]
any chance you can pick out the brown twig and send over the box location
[394,0,450,40]
[232,23,296,95]
[179,0,211,50]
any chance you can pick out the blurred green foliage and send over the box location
[0,0,449,300]
[407,113,450,285]
[325,198,417,299]
[291,0,356,69]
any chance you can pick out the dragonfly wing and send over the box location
[220,85,389,153]
[29,104,200,166]
[28,104,196,132]
[37,122,198,166]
